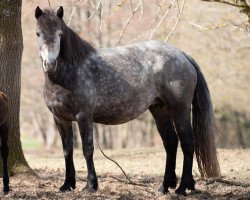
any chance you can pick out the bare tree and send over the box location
[0,0,32,174]
[202,0,250,23]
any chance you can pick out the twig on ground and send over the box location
[109,175,148,187]
[94,137,148,187]
[205,178,250,187]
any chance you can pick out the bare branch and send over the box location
[189,21,230,31]
[165,0,186,42]
[48,0,51,7]
[127,33,151,44]
[202,0,250,23]
[25,0,35,6]
[114,0,143,46]
[149,0,176,40]
[147,0,166,30]
[130,0,134,12]
[86,0,102,21]
[68,0,87,26]
[202,0,245,8]
[139,0,144,21]
[99,2,104,33]
[115,0,128,11]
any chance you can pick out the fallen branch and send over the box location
[94,137,148,187]
[109,175,148,187]
[205,178,250,188]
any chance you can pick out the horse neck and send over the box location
[44,60,77,88]
[44,26,96,88]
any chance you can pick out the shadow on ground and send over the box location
[0,169,249,200]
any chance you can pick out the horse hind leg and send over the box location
[0,122,9,193]
[171,107,195,195]
[149,105,179,194]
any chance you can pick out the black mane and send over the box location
[37,9,96,65]
[60,24,96,64]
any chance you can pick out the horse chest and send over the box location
[44,89,75,121]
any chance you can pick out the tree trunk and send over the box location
[0,0,32,174]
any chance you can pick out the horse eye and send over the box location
[59,32,63,37]
[36,32,40,37]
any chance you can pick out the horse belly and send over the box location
[93,90,156,125]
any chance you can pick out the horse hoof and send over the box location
[166,176,178,189]
[59,183,75,192]
[3,187,9,194]
[158,184,169,194]
[82,181,98,193]
[59,186,71,192]
[175,187,187,196]
[82,185,97,193]
[187,185,195,191]
[59,178,76,192]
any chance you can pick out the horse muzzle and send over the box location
[43,59,57,74]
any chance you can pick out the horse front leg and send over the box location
[77,113,98,192]
[0,122,9,193]
[54,117,76,191]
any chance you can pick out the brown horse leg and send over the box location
[0,122,9,193]
[77,113,97,192]
[54,117,76,191]
[171,109,195,195]
[149,106,178,194]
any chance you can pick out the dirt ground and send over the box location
[0,147,249,199]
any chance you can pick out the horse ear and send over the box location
[57,6,64,19]
[35,6,43,19]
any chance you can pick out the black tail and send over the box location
[184,53,221,178]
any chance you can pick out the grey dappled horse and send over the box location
[0,92,9,193]
[35,6,220,195]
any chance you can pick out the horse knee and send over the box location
[1,143,8,159]
[82,145,94,159]
[3,175,9,184]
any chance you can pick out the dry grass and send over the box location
[0,147,249,199]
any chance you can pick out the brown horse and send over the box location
[0,92,9,193]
